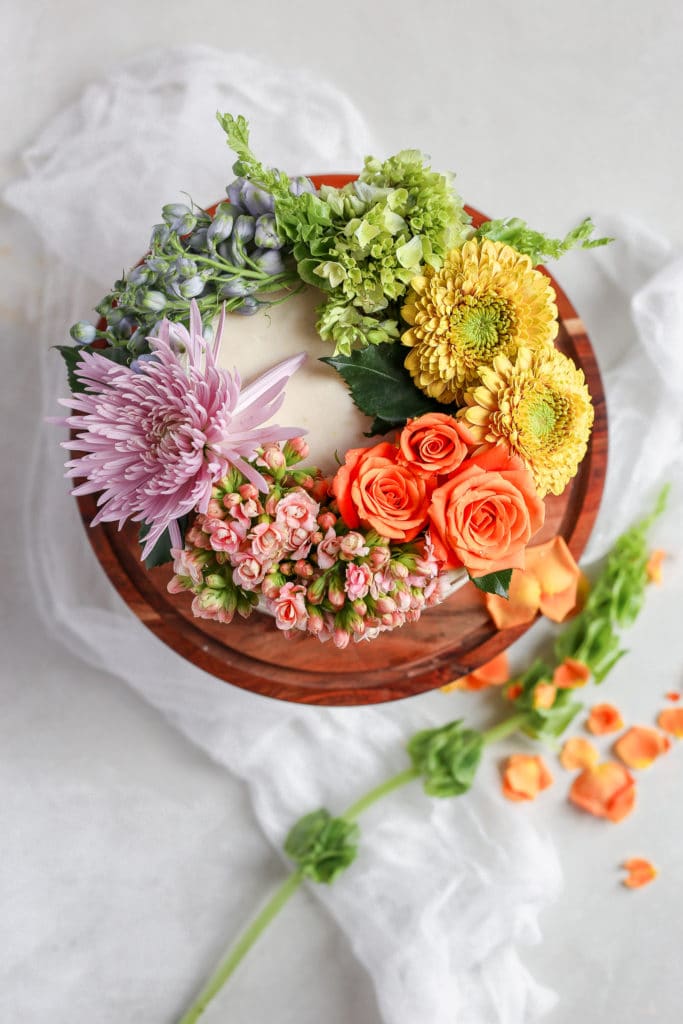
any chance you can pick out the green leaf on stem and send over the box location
[407,720,484,797]
[55,343,130,394]
[468,568,512,598]
[284,808,359,884]
[475,216,613,266]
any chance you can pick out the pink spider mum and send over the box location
[58,301,306,559]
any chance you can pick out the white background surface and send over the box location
[2,2,683,1023]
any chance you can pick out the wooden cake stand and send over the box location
[76,182,607,705]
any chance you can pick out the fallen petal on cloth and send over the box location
[614,726,671,769]
[586,704,624,735]
[559,737,599,772]
[658,708,683,737]
[502,755,554,802]
[622,858,658,889]
[569,763,636,823]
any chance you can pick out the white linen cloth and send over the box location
[3,45,681,1024]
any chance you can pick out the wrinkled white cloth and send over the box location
[3,45,681,1024]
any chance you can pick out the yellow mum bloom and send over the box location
[401,238,559,405]
[459,346,594,496]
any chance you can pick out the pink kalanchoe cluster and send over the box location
[57,300,306,560]
[167,438,449,644]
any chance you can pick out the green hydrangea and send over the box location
[316,296,400,357]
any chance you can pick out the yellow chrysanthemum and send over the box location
[459,346,594,496]
[401,238,559,405]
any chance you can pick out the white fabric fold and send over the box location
[4,45,681,1024]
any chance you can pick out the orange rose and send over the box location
[332,442,431,542]
[427,446,545,575]
[399,413,471,478]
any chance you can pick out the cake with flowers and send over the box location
[56,114,606,649]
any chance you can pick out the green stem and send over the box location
[342,766,420,821]
[482,710,530,747]
[177,869,304,1024]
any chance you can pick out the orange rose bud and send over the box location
[569,762,636,822]
[646,549,665,584]
[560,736,599,772]
[622,858,658,889]
[553,657,591,689]
[331,442,431,542]
[586,703,624,735]
[398,413,470,478]
[501,754,553,802]
[657,707,683,738]
[441,651,510,692]
[614,726,671,769]
[533,683,557,709]
[428,446,545,575]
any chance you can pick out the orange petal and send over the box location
[533,683,557,709]
[587,703,624,735]
[485,569,541,630]
[569,762,636,822]
[440,651,510,692]
[502,754,553,802]
[666,692,681,702]
[622,858,658,889]
[658,708,683,738]
[615,726,671,769]
[560,737,599,771]
[505,682,523,701]
[646,549,665,584]
[553,657,591,690]
[526,537,583,622]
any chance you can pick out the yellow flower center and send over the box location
[450,296,516,368]
[517,382,571,453]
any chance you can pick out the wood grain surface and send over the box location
[75,182,607,705]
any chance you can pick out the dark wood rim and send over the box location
[74,182,607,706]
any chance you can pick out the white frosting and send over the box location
[216,286,371,475]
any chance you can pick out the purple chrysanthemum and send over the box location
[58,301,306,559]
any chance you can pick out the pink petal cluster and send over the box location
[57,300,306,559]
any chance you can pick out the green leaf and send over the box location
[468,568,512,598]
[475,216,613,266]
[284,809,359,884]
[407,720,484,797]
[321,342,445,424]
[139,516,188,569]
[55,343,130,393]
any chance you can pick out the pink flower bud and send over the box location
[317,511,337,531]
[333,628,350,649]
[206,498,227,520]
[327,580,346,609]
[376,596,397,614]
[239,483,260,502]
[391,560,410,579]
[294,559,314,578]
[369,546,390,569]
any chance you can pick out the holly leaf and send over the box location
[321,342,445,425]
[469,568,512,598]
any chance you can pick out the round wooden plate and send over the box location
[76,179,607,705]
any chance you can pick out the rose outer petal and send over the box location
[502,754,553,802]
[554,657,591,689]
[569,762,636,822]
[560,737,599,772]
[441,651,510,692]
[614,726,671,769]
[485,569,541,629]
[622,858,658,889]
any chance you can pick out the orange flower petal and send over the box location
[527,537,583,622]
[485,569,541,630]
[533,683,557,709]
[560,737,599,771]
[553,657,591,689]
[440,651,510,692]
[658,708,683,738]
[502,754,553,802]
[646,549,665,584]
[615,726,671,769]
[569,762,636,822]
[622,858,658,889]
[587,703,624,735]
[666,692,681,702]
[505,682,523,701]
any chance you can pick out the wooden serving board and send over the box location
[75,184,607,705]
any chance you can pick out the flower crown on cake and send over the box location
[55,113,609,647]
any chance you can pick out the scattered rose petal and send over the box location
[622,858,657,889]
[615,726,671,769]
[569,762,636,822]
[658,707,683,738]
[502,754,553,802]
[587,703,624,735]
[505,682,523,701]
[485,537,584,629]
[441,651,510,692]
[666,692,680,702]
[533,683,557,709]
[560,737,599,771]
[553,657,591,689]
[646,549,665,584]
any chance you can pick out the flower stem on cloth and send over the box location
[175,488,667,1024]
